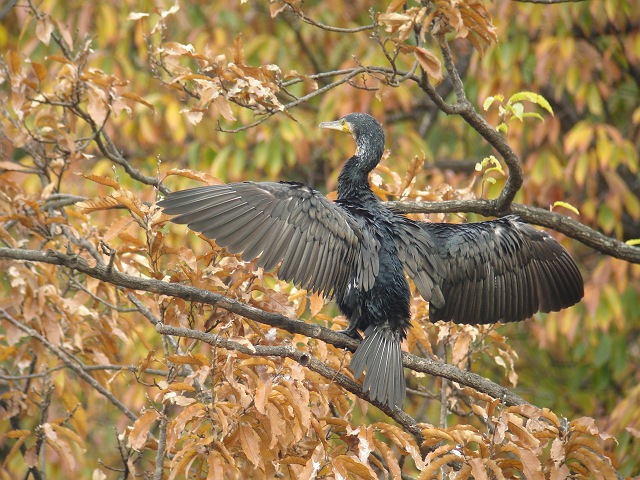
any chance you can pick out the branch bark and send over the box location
[0,246,529,411]
[385,199,640,264]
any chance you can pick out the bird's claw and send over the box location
[337,327,363,340]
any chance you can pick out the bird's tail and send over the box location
[350,324,405,409]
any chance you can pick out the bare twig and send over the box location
[154,402,170,480]
[285,4,376,33]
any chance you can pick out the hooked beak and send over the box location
[319,119,351,133]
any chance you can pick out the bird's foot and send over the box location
[337,327,363,340]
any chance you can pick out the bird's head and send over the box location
[319,113,385,172]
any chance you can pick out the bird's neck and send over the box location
[337,134,384,200]
[337,157,372,200]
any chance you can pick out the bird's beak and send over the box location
[319,119,351,133]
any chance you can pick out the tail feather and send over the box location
[350,324,405,408]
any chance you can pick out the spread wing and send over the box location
[392,218,447,308]
[416,215,583,324]
[158,182,378,298]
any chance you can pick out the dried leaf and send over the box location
[78,173,120,189]
[120,91,155,111]
[129,409,160,450]
[238,423,261,468]
[35,17,54,45]
[415,47,443,85]
[167,353,208,366]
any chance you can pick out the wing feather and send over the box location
[418,215,583,324]
[159,182,377,299]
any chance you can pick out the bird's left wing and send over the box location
[158,182,370,298]
[421,215,584,324]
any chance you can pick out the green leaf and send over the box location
[508,91,554,116]
[522,112,545,122]
[551,201,580,216]
[496,122,508,135]
[625,238,640,246]
[510,102,524,121]
[483,95,502,111]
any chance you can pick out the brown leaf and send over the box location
[166,353,208,366]
[103,216,135,242]
[309,292,324,317]
[517,448,544,480]
[120,91,155,111]
[334,455,376,480]
[373,438,401,478]
[468,458,489,480]
[128,409,160,450]
[35,17,54,45]
[76,196,120,214]
[163,168,222,185]
[7,50,21,74]
[386,0,407,13]
[87,85,109,125]
[254,378,272,415]
[43,423,76,471]
[78,172,120,189]
[238,423,261,468]
[31,62,47,82]
[415,47,443,85]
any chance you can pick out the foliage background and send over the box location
[0,0,639,478]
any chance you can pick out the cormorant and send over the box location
[158,113,583,409]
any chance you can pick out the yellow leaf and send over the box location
[551,201,580,216]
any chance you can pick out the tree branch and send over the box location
[385,199,640,264]
[435,38,523,210]
[156,323,425,441]
[0,247,529,410]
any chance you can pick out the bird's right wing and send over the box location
[158,182,376,298]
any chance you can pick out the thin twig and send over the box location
[286,4,376,33]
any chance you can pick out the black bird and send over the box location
[158,113,583,409]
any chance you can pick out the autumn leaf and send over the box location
[129,410,160,450]
[415,47,443,85]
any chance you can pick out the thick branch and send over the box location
[0,247,529,406]
[156,324,424,439]
[385,200,640,264]
[434,39,523,210]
